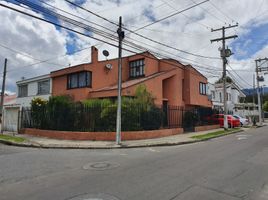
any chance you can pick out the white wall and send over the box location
[208,83,245,113]
[16,76,51,108]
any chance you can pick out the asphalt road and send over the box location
[0,127,268,200]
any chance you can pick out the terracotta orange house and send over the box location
[51,46,212,109]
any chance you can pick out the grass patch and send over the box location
[191,128,241,140]
[0,134,26,143]
[242,125,251,128]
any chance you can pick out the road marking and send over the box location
[148,148,160,153]
[236,134,252,140]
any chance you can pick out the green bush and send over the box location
[46,95,75,130]
[100,97,142,131]
[141,106,163,130]
[29,85,164,132]
[183,111,198,128]
[30,97,47,128]
[83,99,113,131]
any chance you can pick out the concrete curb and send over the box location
[0,129,245,149]
[0,139,41,148]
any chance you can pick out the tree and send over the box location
[135,84,155,110]
[215,76,233,84]
[263,101,268,112]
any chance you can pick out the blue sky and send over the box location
[2,0,268,92]
[5,0,84,55]
[231,22,268,60]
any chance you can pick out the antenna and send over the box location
[102,50,109,60]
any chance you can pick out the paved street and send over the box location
[0,127,268,200]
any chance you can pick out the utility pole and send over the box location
[211,24,238,129]
[255,57,268,126]
[0,58,7,134]
[116,16,124,145]
[253,73,256,125]
[253,74,255,106]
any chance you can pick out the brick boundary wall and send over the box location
[194,124,220,132]
[20,128,184,141]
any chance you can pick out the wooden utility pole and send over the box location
[211,24,238,129]
[0,58,7,134]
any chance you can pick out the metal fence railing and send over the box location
[20,104,219,132]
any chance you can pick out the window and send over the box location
[38,80,50,95]
[199,82,207,95]
[67,71,91,89]
[18,84,28,97]
[182,79,185,100]
[219,92,222,103]
[129,59,145,78]
[212,91,215,99]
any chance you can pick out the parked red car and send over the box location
[212,114,240,128]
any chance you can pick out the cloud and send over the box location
[0,0,268,93]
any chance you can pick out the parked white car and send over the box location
[233,115,249,126]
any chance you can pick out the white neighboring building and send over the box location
[16,74,52,107]
[207,82,246,114]
[2,95,20,132]
[2,74,51,132]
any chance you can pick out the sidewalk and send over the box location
[1,127,246,149]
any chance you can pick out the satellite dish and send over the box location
[105,63,112,70]
[102,50,109,57]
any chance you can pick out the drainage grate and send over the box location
[68,193,120,200]
[82,162,120,171]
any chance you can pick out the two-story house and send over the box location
[51,46,211,109]
[207,82,246,113]
[16,74,52,107]
[1,75,51,132]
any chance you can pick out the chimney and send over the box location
[91,46,98,63]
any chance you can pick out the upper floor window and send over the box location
[38,80,50,95]
[211,91,215,99]
[18,84,28,97]
[129,59,145,78]
[199,82,207,95]
[227,93,232,101]
[67,71,92,89]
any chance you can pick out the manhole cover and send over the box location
[68,193,120,200]
[82,162,119,170]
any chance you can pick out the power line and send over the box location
[39,0,116,34]
[15,0,221,64]
[209,1,238,23]
[133,0,209,31]
[64,0,118,26]
[227,70,247,89]
[157,0,211,30]
[64,0,220,60]
[0,1,220,77]
[190,0,228,25]
[0,42,65,68]
[14,0,119,41]
[227,64,253,88]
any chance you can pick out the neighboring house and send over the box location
[233,103,259,118]
[51,46,212,109]
[16,74,52,107]
[207,82,246,113]
[2,94,20,132]
[1,74,51,132]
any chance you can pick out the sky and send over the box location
[0,0,268,94]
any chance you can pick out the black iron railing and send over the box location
[20,104,219,132]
